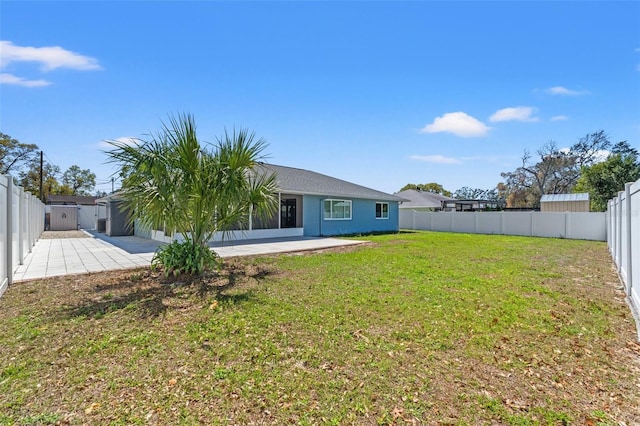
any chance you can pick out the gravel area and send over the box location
[40,230,90,239]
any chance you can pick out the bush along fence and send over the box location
[399,210,606,241]
[607,179,640,320]
[0,175,45,297]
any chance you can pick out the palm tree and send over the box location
[105,113,278,275]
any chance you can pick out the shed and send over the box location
[540,193,590,212]
[96,195,133,236]
[45,195,99,230]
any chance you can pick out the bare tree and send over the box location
[500,131,611,208]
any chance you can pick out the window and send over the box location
[324,199,352,220]
[376,202,389,219]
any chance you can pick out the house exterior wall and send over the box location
[303,195,399,236]
[541,200,590,212]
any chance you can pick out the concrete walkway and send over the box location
[13,231,363,282]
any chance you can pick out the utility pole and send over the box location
[39,151,44,201]
[111,177,114,193]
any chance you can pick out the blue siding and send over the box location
[302,195,399,237]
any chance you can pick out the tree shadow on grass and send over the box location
[61,283,175,320]
[60,263,274,320]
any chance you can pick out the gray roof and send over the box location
[395,189,455,209]
[46,195,98,205]
[540,193,589,203]
[256,164,406,202]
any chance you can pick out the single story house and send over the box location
[395,189,455,211]
[111,164,406,242]
[540,193,590,212]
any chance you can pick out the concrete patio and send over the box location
[12,231,363,282]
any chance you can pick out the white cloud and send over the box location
[409,154,461,164]
[0,40,101,71]
[545,86,589,96]
[560,147,609,163]
[489,106,539,122]
[420,112,490,138]
[99,136,141,149]
[0,72,51,87]
[551,115,569,121]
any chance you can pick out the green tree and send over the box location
[105,114,278,276]
[454,187,501,201]
[18,160,61,200]
[61,165,96,195]
[574,142,640,212]
[0,132,39,175]
[399,182,452,196]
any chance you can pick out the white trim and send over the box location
[323,199,352,221]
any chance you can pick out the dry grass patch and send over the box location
[0,231,638,425]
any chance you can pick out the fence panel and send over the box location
[630,180,640,314]
[0,174,45,297]
[10,182,20,275]
[476,212,502,235]
[532,212,566,238]
[568,212,607,241]
[0,176,8,296]
[399,210,606,241]
[607,179,640,328]
[502,212,534,236]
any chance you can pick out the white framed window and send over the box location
[376,202,389,219]
[323,199,352,220]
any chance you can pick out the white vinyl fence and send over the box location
[607,179,640,316]
[400,210,606,241]
[1,175,45,297]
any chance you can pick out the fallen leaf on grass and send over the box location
[392,406,405,420]
[85,402,100,414]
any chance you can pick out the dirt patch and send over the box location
[40,230,90,239]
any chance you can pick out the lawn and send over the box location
[1,231,638,425]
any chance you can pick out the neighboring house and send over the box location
[396,189,455,211]
[441,199,504,212]
[540,193,590,212]
[45,195,99,231]
[134,163,406,242]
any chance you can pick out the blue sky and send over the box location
[1,1,639,195]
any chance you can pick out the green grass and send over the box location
[0,231,638,425]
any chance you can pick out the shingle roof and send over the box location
[395,189,455,209]
[46,195,98,205]
[540,193,589,203]
[256,164,406,202]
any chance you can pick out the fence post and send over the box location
[474,212,479,234]
[6,179,13,286]
[617,191,624,275]
[529,211,534,237]
[18,187,25,265]
[625,183,633,296]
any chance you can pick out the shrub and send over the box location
[152,240,220,277]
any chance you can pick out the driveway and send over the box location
[12,231,363,282]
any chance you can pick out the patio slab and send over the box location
[12,231,363,282]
